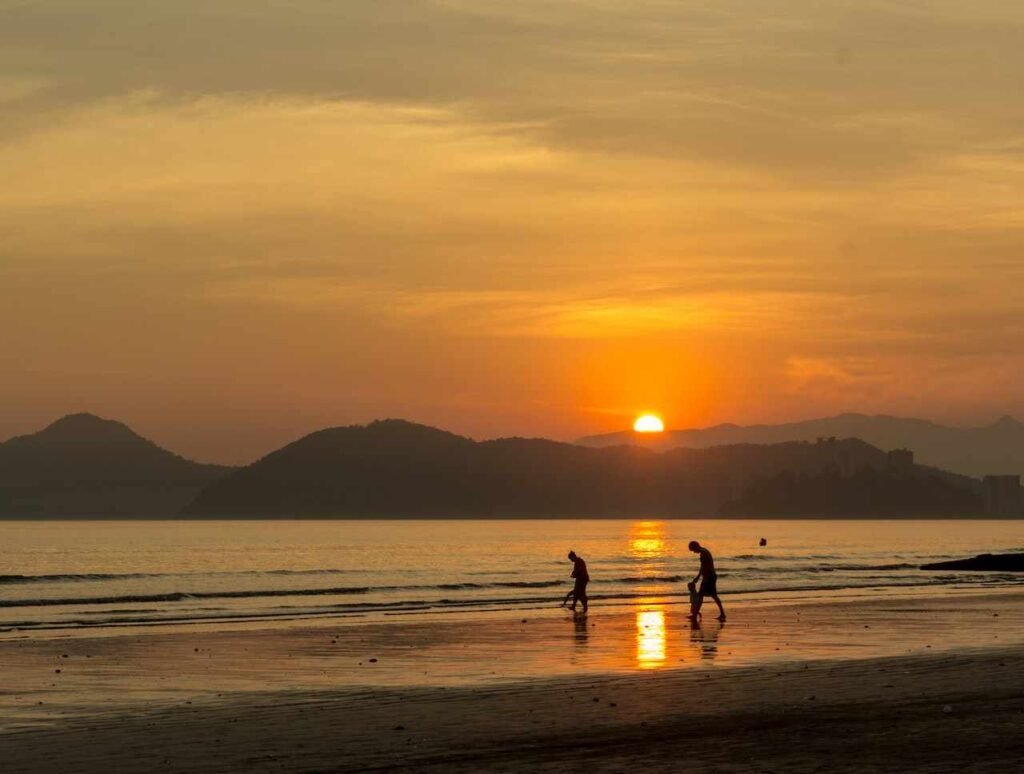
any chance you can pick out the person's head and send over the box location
[568,551,577,562]
[688,540,701,553]
[687,581,697,593]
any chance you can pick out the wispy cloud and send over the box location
[3,0,1024,458]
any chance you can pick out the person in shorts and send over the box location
[689,540,725,621]
[562,550,589,614]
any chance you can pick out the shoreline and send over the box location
[3,588,1024,771]
[4,581,1022,639]
[2,588,1022,715]
[3,645,1023,772]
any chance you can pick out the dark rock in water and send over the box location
[921,553,1024,571]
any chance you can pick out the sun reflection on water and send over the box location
[635,608,667,669]
[629,521,668,559]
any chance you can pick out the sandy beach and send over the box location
[2,589,1023,772]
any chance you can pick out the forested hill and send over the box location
[0,414,231,516]
[186,419,981,517]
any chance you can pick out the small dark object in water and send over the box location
[368,658,378,663]
[920,553,1024,571]
[759,537,767,547]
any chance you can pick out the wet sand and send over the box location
[2,590,1023,772]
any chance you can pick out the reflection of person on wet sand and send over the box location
[688,540,726,621]
[573,613,589,646]
[560,551,589,614]
[689,617,724,662]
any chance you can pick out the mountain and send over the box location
[576,414,1024,478]
[186,419,982,517]
[0,413,231,516]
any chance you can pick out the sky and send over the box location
[2,1,1024,464]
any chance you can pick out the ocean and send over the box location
[2,519,1022,632]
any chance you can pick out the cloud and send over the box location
[0,75,50,104]
[3,1,1024,457]
[204,274,734,338]
[5,1,1024,174]
[3,87,1022,348]
[786,356,883,388]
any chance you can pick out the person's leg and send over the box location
[580,586,588,614]
[693,592,705,617]
[711,594,726,620]
[562,589,574,608]
[568,589,577,610]
[571,583,585,611]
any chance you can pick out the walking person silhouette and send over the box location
[688,541,726,621]
[560,551,589,614]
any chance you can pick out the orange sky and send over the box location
[3,2,1024,463]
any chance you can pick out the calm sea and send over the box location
[1,519,1022,631]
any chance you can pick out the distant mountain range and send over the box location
[0,414,231,516]
[186,419,981,518]
[577,414,1024,478]
[0,413,1004,518]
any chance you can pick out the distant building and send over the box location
[887,449,914,477]
[982,475,1021,516]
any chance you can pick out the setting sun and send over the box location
[633,414,665,433]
